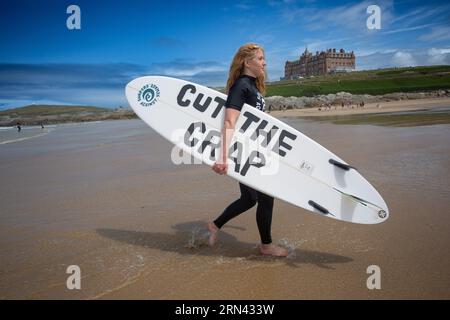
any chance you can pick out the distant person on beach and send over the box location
[208,43,288,257]
[16,122,21,132]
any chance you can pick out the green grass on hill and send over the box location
[0,105,135,126]
[266,65,450,97]
[301,108,450,127]
[0,105,110,116]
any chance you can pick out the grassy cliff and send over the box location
[0,105,136,126]
[266,65,450,97]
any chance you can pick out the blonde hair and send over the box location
[226,43,266,95]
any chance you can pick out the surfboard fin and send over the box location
[329,159,356,171]
[333,187,386,210]
[333,188,388,220]
[308,200,335,217]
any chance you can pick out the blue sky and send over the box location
[1,0,449,109]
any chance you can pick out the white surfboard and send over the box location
[125,76,389,224]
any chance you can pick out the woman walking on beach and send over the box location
[207,43,288,257]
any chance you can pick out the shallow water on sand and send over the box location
[0,125,56,145]
[0,119,449,299]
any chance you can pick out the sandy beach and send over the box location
[1,109,450,299]
[270,97,450,118]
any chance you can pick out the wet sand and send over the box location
[0,118,449,299]
[270,97,450,118]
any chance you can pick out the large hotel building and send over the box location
[284,47,355,79]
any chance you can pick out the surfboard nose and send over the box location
[125,76,161,111]
[126,76,149,92]
[378,197,389,219]
[370,191,389,223]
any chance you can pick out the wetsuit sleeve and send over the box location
[225,79,248,111]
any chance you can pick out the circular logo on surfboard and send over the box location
[138,84,160,107]
[378,210,387,219]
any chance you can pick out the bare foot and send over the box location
[207,221,219,246]
[259,244,289,257]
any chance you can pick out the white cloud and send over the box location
[383,23,435,35]
[356,48,398,57]
[148,59,228,81]
[391,51,417,67]
[427,48,450,64]
[235,3,253,10]
[390,7,424,25]
[389,4,450,28]
[160,66,226,77]
[267,0,296,7]
[251,34,276,45]
[356,47,450,70]
[419,26,450,41]
[282,0,394,31]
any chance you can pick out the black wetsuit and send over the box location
[213,75,273,245]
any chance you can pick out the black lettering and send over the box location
[251,121,279,147]
[177,84,196,107]
[184,122,206,147]
[211,96,226,118]
[273,130,297,157]
[228,141,243,173]
[240,111,260,133]
[193,93,212,113]
[241,151,266,176]
[251,120,268,140]
[199,129,221,161]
